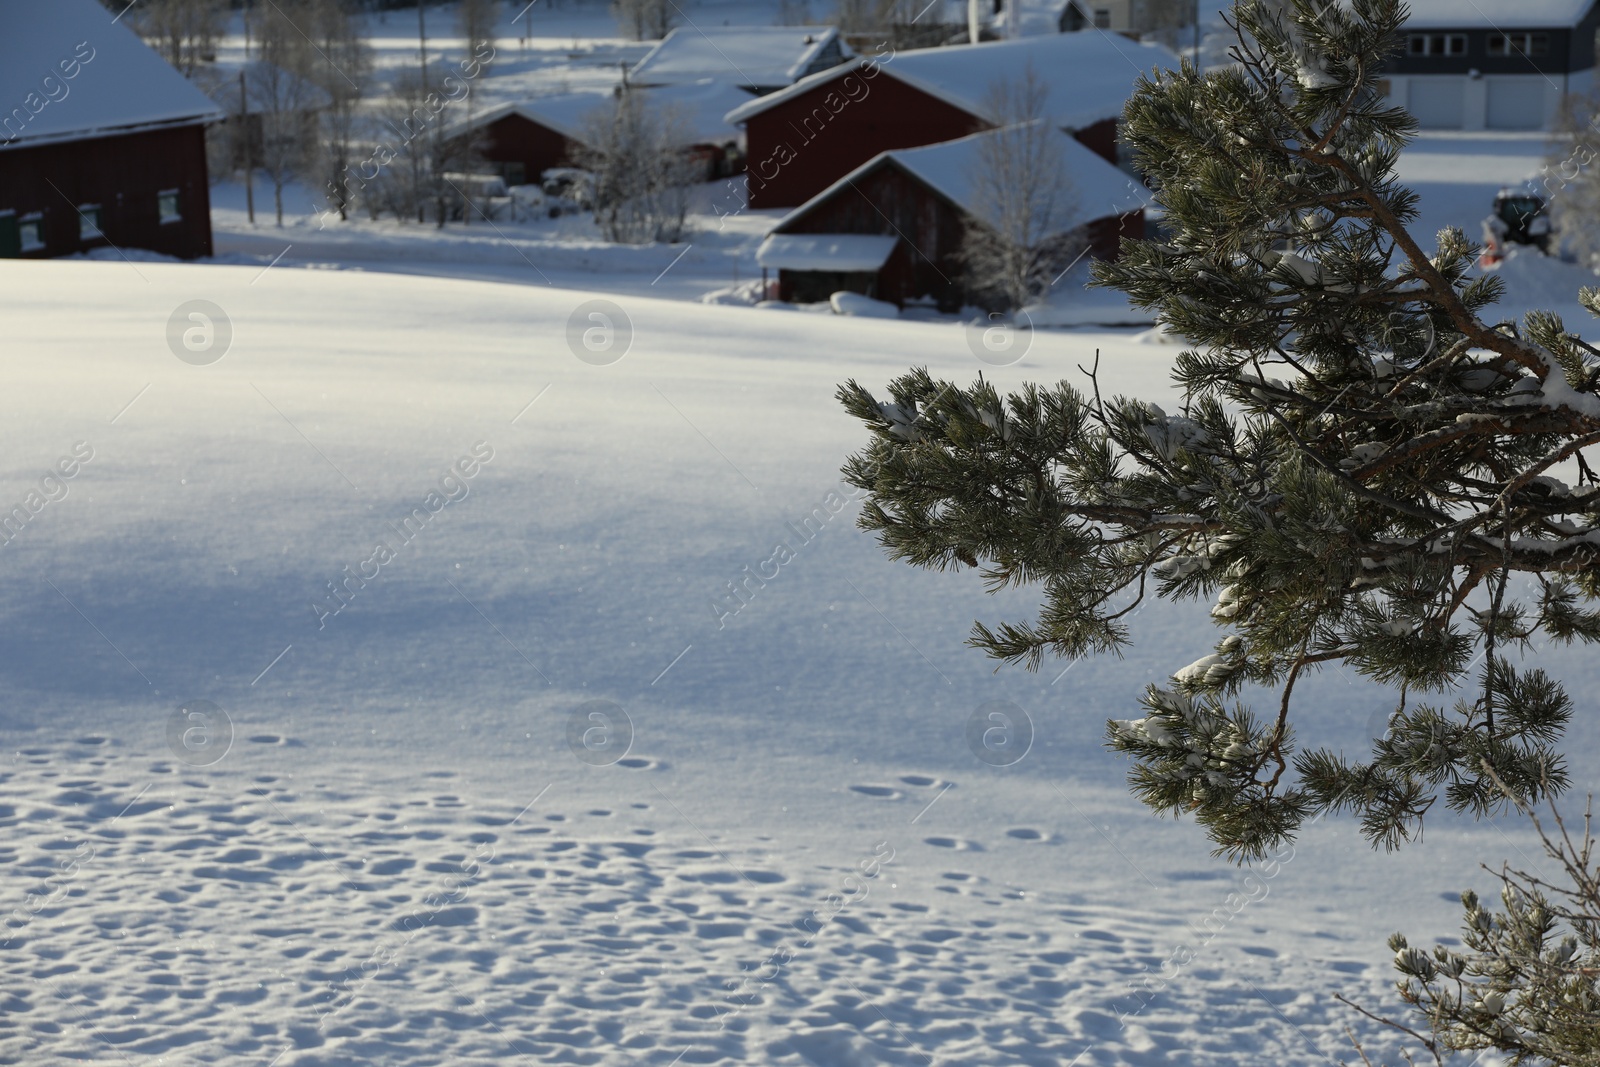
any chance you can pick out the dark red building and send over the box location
[756,127,1147,309]
[725,31,1178,208]
[445,94,614,188]
[0,0,224,260]
[449,81,750,187]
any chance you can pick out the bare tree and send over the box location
[249,4,326,226]
[450,0,498,225]
[1542,91,1600,267]
[302,0,372,222]
[777,0,814,26]
[579,91,697,244]
[612,0,673,40]
[836,0,958,52]
[1132,0,1193,38]
[371,67,433,224]
[458,0,498,65]
[128,0,226,76]
[833,0,877,34]
[960,67,1078,312]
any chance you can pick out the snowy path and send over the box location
[2,260,1589,1065]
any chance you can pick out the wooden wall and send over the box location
[0,124,213,260]
[743,63,988,209]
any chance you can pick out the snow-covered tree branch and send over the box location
[839,0,1600,861]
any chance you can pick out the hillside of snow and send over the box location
[3,259,1596,1065]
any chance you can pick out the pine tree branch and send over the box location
[1331,993,1444,1066]
[1489,429,1600,514]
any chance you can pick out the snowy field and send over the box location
[4,256,1598,1066]
[13,2,1600,1063]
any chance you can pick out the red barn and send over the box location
[725,31,1178,208]
[756,125,1148,309]
[447,97,592,188]
[0,0,224,260]
[448,81,750,187]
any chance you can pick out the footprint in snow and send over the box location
[899,774,948,788]
[923,836,983,851]
[1005,827,1051,842]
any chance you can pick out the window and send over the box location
[158,189,181,225]
[19,213,44,252]
[77,204,101,241]
[1406,33,1467,56]
[1488,32,1550,57]
[0,211,16,258]
[1092,7,1110,28]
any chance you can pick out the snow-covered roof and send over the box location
[756,233,898,270]
[452,80,745,148]
[505,91,616,143]
[1401,0,1596,29]
[629,26,846,90]
[643,80,752,144]
[775,124,1150,237]
[0,0,225,151]
[725,32,1178,130]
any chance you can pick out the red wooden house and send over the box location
[447,96,594,188]
[448,81,750,187]
[0,0,224,260]
[756,125,1148,309]
[724,31,1178,208]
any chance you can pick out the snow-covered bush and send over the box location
[579,91,697,245]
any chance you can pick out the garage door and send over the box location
[1409,78,1464,128]
[1487,79,1546,129]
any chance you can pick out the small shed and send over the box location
[724,31,1178,208]
[0,0,224,259]
[757,125,1148,308]
[629,26,849,95]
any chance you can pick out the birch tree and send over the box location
[960,67,1079,312]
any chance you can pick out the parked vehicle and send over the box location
[442,172,510,200]
[1482,187,1551,264]
[540,168,595,216]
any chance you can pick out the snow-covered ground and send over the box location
[14,4,1600,1063]
[4,257,1596,1065]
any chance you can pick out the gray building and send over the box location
[1383,0,1600,130]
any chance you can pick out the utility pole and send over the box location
[239,69,255,225]
[1193,0,1200,62]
